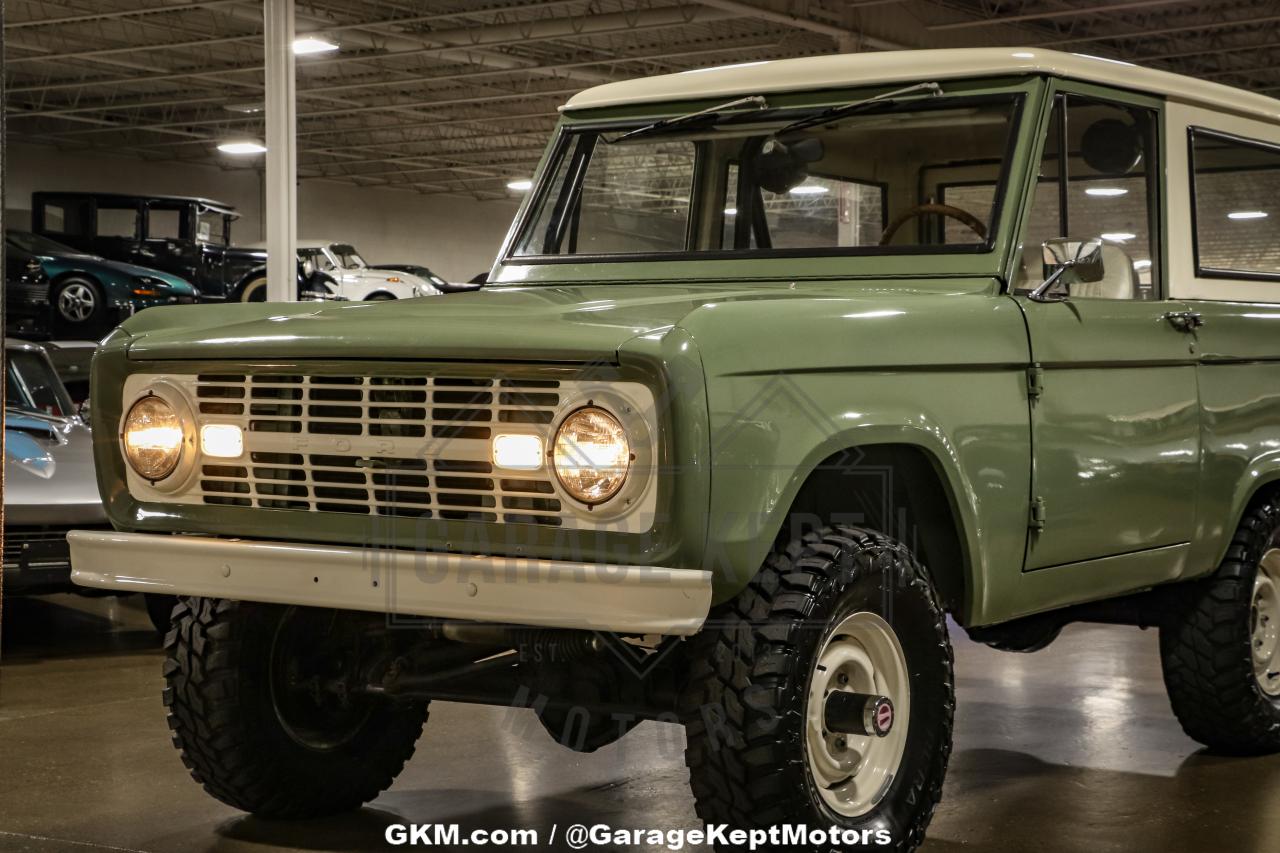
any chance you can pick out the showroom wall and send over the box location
[6,143,520,282]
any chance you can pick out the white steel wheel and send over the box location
[805,610,911,819]
[58,281,98,323]
[1252,549,1280,696]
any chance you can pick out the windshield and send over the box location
[7,230,81,256]
[511,94,1020,259]
[330,244,367,268]
[6,349,75,418]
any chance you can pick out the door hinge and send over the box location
[1026,365,1045,401]
[1030,496,1047,532]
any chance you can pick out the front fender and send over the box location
[682,284,1033,624]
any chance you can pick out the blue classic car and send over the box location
[5,229,199,338]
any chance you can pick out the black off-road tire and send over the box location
[680,525,954,852]
[143,593,178,636]
[1160,494,1280,754]
[163,597,428,818]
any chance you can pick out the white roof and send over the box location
[563,48,1280,123]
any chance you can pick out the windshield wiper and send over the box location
[607,95,769,144]
[776,81,943,136]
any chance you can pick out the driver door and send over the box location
[1014,90,1200,576]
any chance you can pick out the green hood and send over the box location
[119,283,794,363]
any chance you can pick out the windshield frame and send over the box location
[6,346,76,419]
[510,92,1022,263]
[330,243,368,268]
[494,76,1043,284]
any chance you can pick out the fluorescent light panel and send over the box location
[216,140,267,154]
[293,36,339,55]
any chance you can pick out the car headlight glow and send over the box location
[200,423,244,459]
[493,433,543,470]
[553,407,630,504]
[122,395,185,480]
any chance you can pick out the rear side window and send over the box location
[38,198,88,236]
[1190,128,1280,278]
[43,203,68,233]
[97,204,139,238]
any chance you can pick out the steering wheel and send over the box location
[879,203,987,246]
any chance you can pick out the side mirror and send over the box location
[301,258,316,277]
[1029,238,1105,303]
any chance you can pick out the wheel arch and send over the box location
[363,290,398,301]
[50,268,106,293]
[49,268,126,313]
[774,441,977,622]
[1217,463,1280,571]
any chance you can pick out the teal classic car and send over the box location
[6,230,199,338]
[72,48,1280,850]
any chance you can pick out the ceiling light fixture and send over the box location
[292,36,339,55]
[223,102,264,114]
[1101,232,1135,242]
[1228,210,1268,220]
[506,178,533,191]
[789,184,829,195]
[1085,187,1128,197]
[724,207,738,215]
[216,140,267,155]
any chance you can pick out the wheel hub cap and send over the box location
[1252,549,1280,696]
[805,611,910,818]
[58,283,95,322]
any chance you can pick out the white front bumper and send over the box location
[68,530,712,636]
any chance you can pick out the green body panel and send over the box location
[87,72,1280,631]
[682,281,1033,621]
[1016,296,1200,571]
[1185,300,1280,574]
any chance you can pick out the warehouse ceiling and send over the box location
[8,0,1280,200]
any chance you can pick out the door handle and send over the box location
[1164,311,1204,332]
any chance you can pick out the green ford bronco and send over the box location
[72,47,1280,851]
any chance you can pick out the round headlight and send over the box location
[553,406,631,504]
[122,395,185,481]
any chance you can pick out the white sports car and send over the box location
[296,241,442,300]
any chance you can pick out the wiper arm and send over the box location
[607,95,769,144]
[776,81,943,136]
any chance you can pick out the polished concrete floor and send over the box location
[2,594,1278,853]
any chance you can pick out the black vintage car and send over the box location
[31,192,270,302]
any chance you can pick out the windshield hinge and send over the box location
[1030,496,1047,532]
[1026,364,1045,401]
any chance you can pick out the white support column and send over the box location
[264,0,297,302]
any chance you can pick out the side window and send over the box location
[1018,95,1160,300]
[148,206,184,240]
[39,199,88,236]
[97,204,139,239]
[43,203,68,234]
[1190,130,1280,277]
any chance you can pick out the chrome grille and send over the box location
[189,373,568,526]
